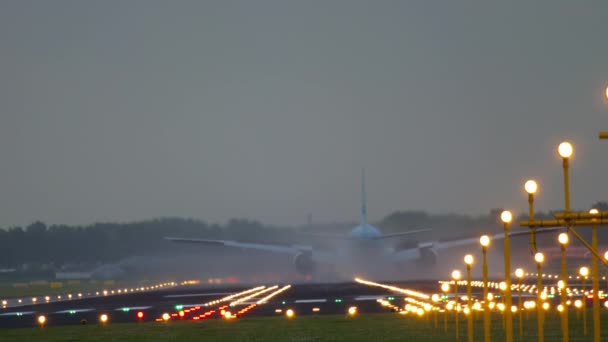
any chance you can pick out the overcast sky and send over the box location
[1,1,607,228]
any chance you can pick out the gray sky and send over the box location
[1,1,607,228]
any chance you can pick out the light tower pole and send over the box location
[524,180,538,252]
[515,268,524,338]
[464,255,474,342]
[480,235,491,342]
[558,142,573,213]
[558,232,569,342]
[452,270,462,341]
[589,209,601,342]
[558,142,573,342]
[441,282,450,333]
[535,252,545,342]
[580,266,590,337]
[501,210,514,342]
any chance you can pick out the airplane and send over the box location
[166,170,557,279]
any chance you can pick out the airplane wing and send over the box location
[296,228,431,240]
[390,227,560,262]
[418,227,560,251]
[371,228,431,240]
[164,237,310,255]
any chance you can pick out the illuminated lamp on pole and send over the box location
[515,268,524,337]
[480,235,491,342]
[464,254,474,342]
[524,180,538,252]
[452,269,462,341]
[441,282,450,333]
[558,232,570,342]
[500,210,514,342]
[589,208,601,342]
[580,266,590,337]
[557,142,573,213]
[535,252,545,342]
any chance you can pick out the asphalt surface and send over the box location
[0,280,442,328]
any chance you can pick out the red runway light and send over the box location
[137,311,144,319]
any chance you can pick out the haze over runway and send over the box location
[1,1,607,228]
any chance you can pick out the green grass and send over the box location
[3,310,608,342]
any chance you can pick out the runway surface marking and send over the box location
[164,293,230,298]
[54,309,95,314]
[294,299,327,303]
[256,285,291,304]
[0,311,35,316]
[114,306,151,311]
[354,295,384,301]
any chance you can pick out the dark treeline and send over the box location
[1,201,606,268]
[0,218,292,268]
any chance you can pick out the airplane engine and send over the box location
[293,251,314,275]
[418,247,438,267]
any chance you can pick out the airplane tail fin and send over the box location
[361,168,367,225]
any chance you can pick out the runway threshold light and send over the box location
[285,309,295,318]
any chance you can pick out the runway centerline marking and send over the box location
[0,311,35,316]
[294,299,327,303]
[355,295,384,301]
[54,308,95,314]
[114,306,151,311]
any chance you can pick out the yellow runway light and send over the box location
[285,309,295,318]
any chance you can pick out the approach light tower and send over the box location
[501,210,514,342]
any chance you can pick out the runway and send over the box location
[0,280,442,328]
